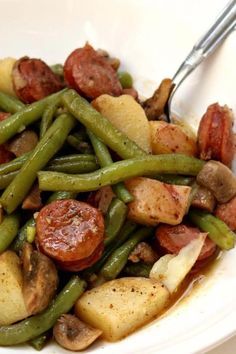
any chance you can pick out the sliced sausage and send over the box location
[198,103,234,167]
[36,199,105,271]
[12,57,63,103]
[64,43,122,100]
[155,223,217,261]
[215,196,236,231]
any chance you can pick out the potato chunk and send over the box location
[150,121,197,156]
[125,177,191,226]
[93,94,151,153]
[0,57,16,96]
[0,251,29,325]
[75,277,169,341]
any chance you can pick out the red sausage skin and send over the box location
[36,199,105,271]
[64,43,122,100]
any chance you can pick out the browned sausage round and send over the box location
[64,43,122,100]
[155,223,216,261]
[12,57,63,103]
[197,103,234,167]
[36,199,105,271]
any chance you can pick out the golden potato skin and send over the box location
[0,57,17,96]
[0,251,29,325]
[75,277,169,341]
[93,94,151,153]
[150,121,197,156]
[125,177,191,226]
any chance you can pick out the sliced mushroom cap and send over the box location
[53,314,102,351]
[197,160,236,203]
[22,243,58,315]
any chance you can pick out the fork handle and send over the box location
[172,0,236,86]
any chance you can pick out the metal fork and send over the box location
[168,0,236,122]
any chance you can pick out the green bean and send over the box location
[84,221,137,277]
[0,171,17,189]
[0,153,95,176]
[101,227,153,280]
[47,160,98,174]
[155,174,194,186]
[0,214,20,253]
[118,71,133,89]
[38,154,204,192]
[50,64,64,77]
[12,218,36,253]
[87,130,133,203]
[29,331,50,351]
[0,90,66,145]
[26,226,36,243]
[112,183,133,203]
[12,191,78,252]
[0,92,25,113]
[62,89,146,159]
[123,262,152,278]
[104,198,127,247]
[51,154,95,165]
[67,134,93,154]
[87,130,113,166]
[188,209,235,250]
[0,276,86,346]
[0,153,30,175]
[1,113,75,214]
[40,101,59,138]
[46,190,78,203]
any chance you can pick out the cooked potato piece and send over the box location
[75,277,169,341]
[0,251,29,325]
[93,94,151,153]
[0,57,16,96]
[125,177,191,226]
[150,121,197,156]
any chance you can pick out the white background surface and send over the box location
[0,0,235,353]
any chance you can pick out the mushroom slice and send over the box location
[197,160,236,203]
[22,243,58,315]
[53,314,102,351]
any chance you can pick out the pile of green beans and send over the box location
[0,276,86,346]
[1,113,76,213]
[38,154,204,192]
[88,130,133,203]
[62,89,146,159]
[100,227,154,280]
[0,89,66,145]
[0,73,233,353]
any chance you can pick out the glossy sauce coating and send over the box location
[64,43,122,100]
[36,199,105,271]
[12,57,63,103]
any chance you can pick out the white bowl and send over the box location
[0,0,235,353]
